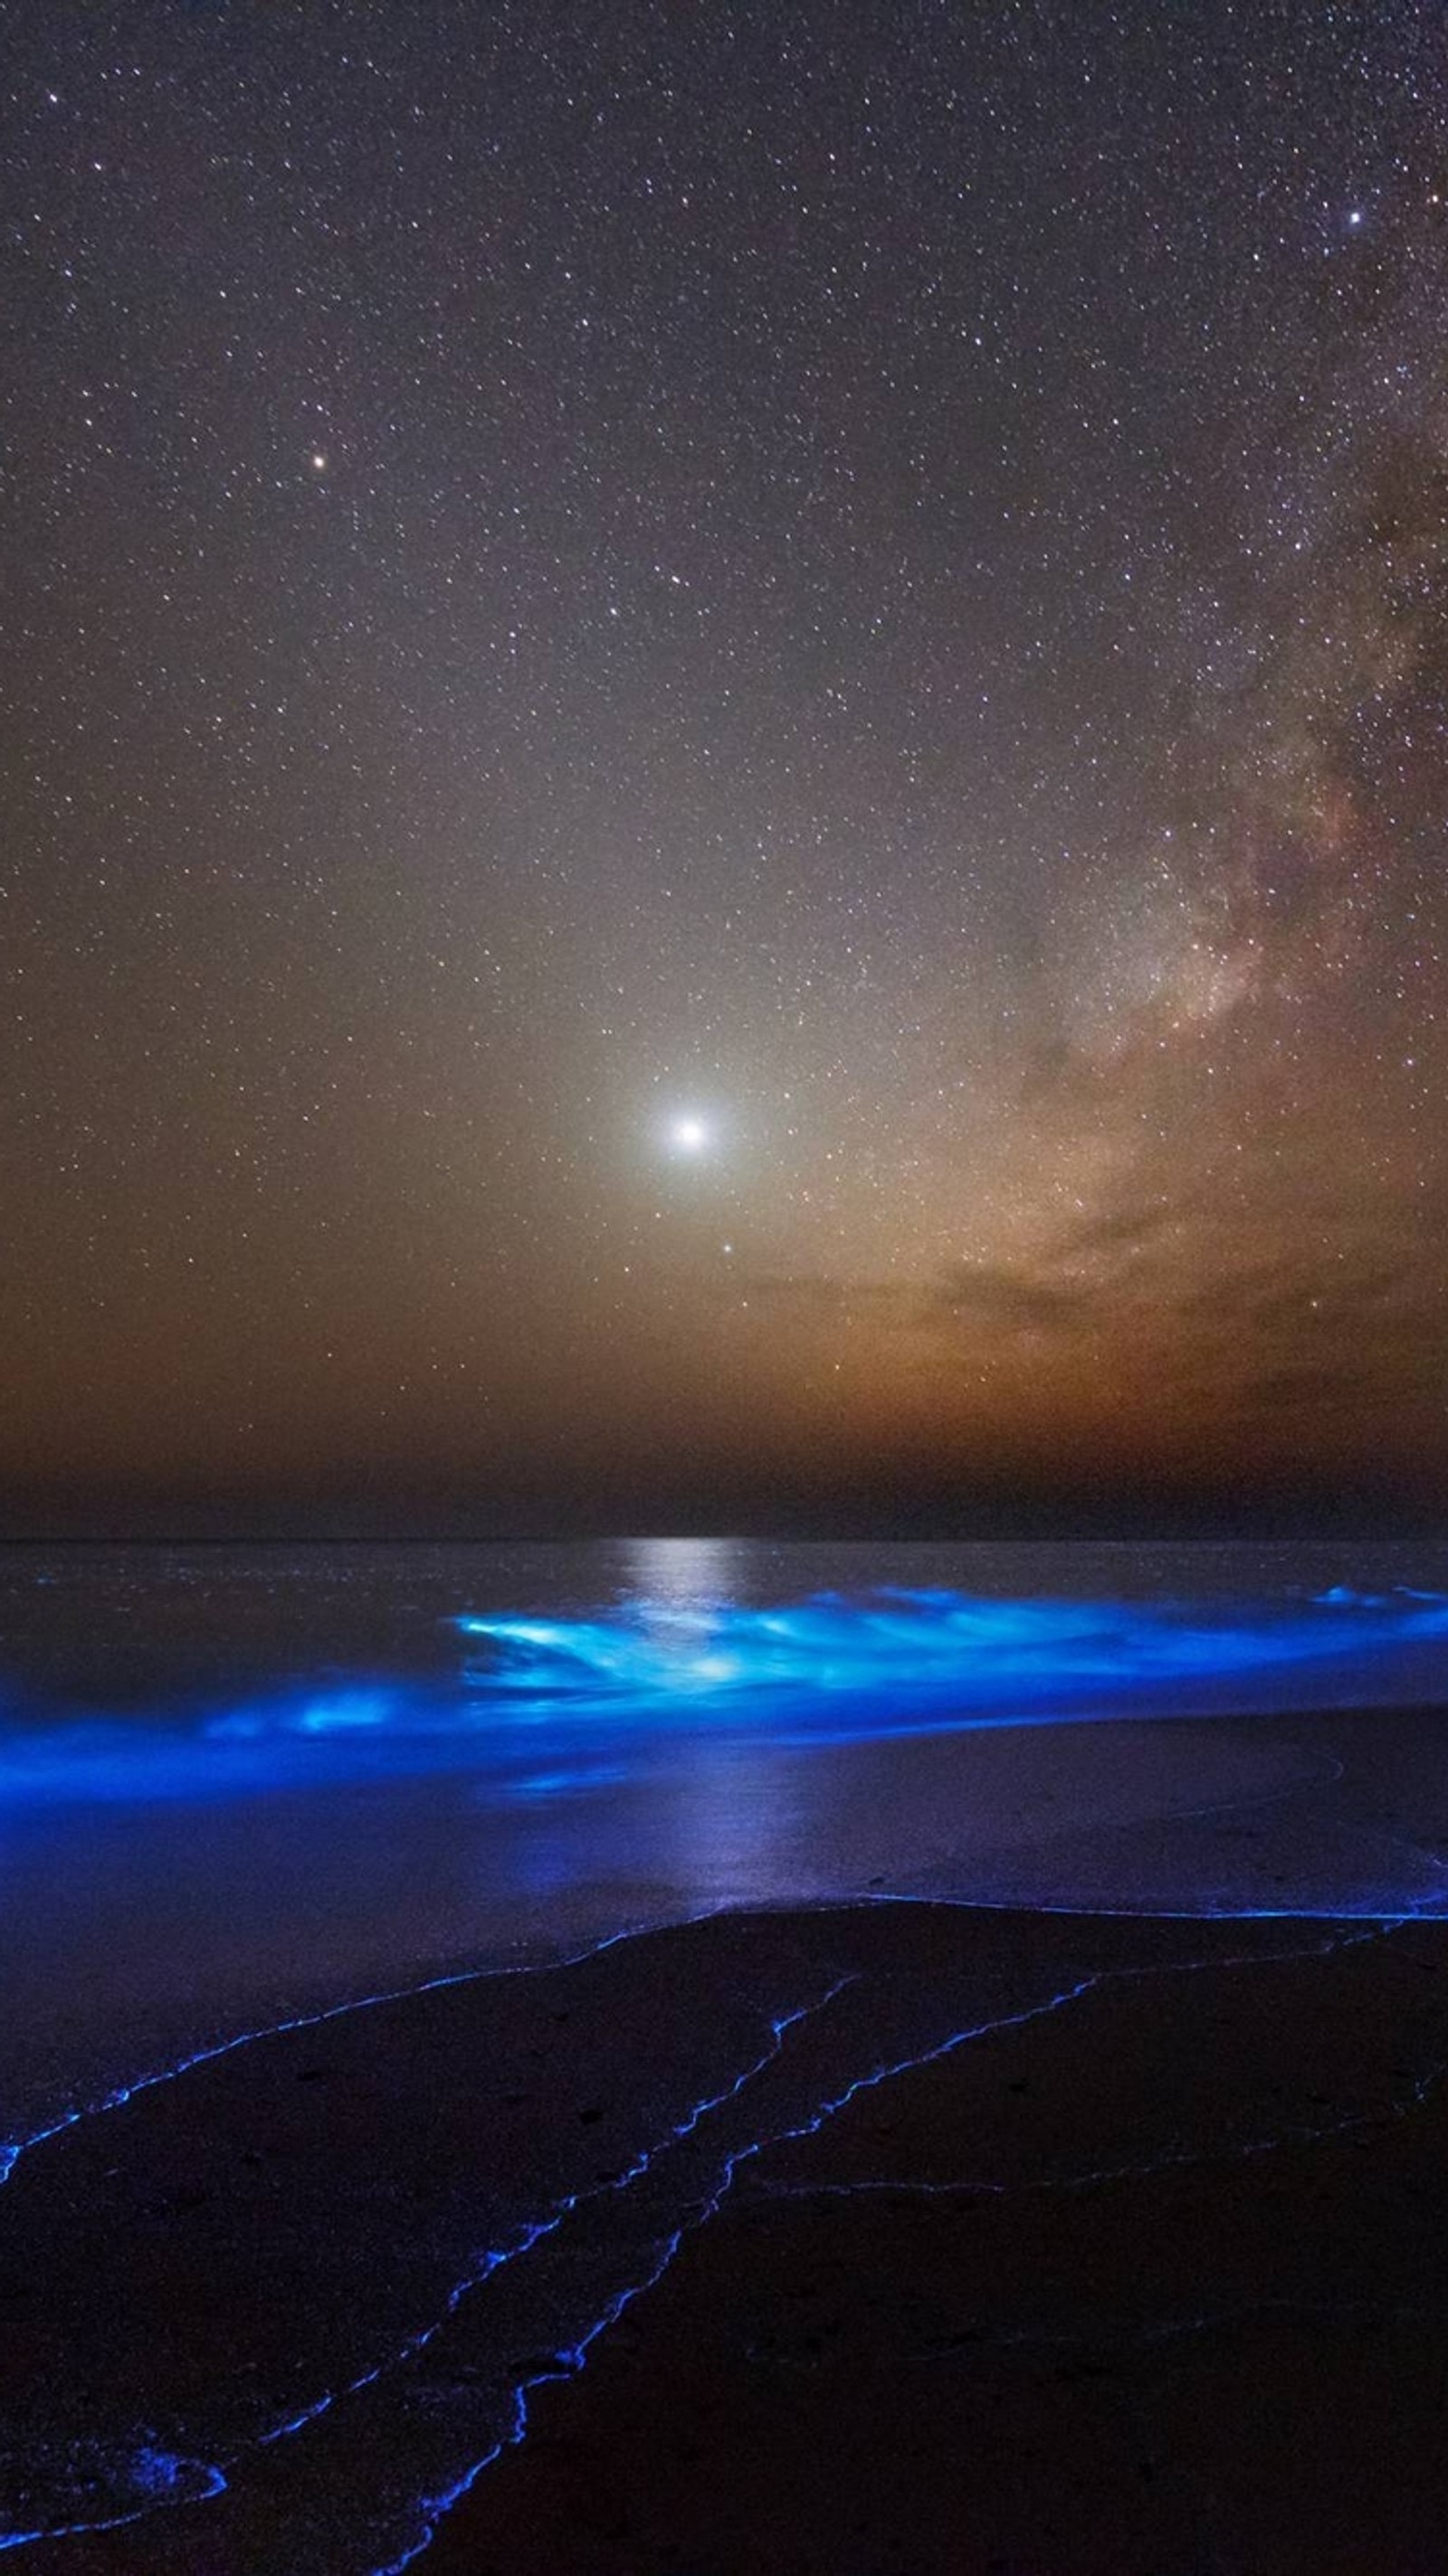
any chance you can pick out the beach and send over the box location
[12,0,1448,2551]
[5,1892,1448,2573]
[420,1903,1448,2576]
[5,1543,1448,2570]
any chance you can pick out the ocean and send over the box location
[3,1536,1448,2157]
[4,1536,1448,2571]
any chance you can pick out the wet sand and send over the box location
[4,1899,1448,2574]
[422,1913,1448,2576]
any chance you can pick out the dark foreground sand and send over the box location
[5,1900,1448,2574]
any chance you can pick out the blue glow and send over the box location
[0,2451,226,2554]
[2,1555,1444,2566]
[0,1908,1417,2563]
[457,1584,1448,1709]
[367,1919,1383,2576]
[2,1584,1446,1810]
[0,1961,848,2550]
[0,1919,662,2194]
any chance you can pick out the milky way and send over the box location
[2,3,1444,1531]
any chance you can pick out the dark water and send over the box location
[3,1538,1448,2575]
[3,1537,1448,2149]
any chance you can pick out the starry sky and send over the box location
[3,0,1446,1536]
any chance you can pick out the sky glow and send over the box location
[0,5,1444,1532]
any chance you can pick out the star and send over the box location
[4,0,1445,1538]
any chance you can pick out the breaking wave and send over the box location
[1,1584,1446,1808]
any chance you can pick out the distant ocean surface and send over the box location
[3,1537,1448,2151]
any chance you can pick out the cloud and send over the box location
[741,1260,1103,1342]
[1244,1363,1375,1413]
[1047,1197,1185,1262]
[924,1263,1098,1336]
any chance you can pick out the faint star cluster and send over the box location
[1,1,1445,1531]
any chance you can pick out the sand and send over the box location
[4,1899,1447,2574]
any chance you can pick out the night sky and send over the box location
[3,1,1446,1536]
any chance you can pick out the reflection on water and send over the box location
[2,1539,1448,2148]
[622,1534,747,1605]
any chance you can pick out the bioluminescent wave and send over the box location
[457,1584,1448,1715]
[2,1584,1446,1809]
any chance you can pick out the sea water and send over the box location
[2,1536,1448,2148]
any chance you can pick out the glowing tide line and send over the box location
[0,1917,1417,2561]
[761,2056,1448,2209]
[317,1922,1392,2543]
[371,1917,1403,2572]
[844,1891,1433,1925]
[368,1969,1115,2576]
[0,1971,853,2555]
[0,1897,1390,2197]
[7,1885,1407,2205]
[252,1973,857,2447]
[0,1898,1412,2248]
[0,1913,730,2192]
[0,2464,228,2556]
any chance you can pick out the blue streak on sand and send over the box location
[252,1971,859,2447]
[766,2037,1447,2209]
[0,1574,1443,2558]
[367,1921,1385,2576]
[366,1975,1104,2576]
[0,1942,839,2554]
[0,1921,662,2195]
[0,2457,230,2558]
[0,1914,1408,2563]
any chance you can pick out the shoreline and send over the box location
[3,1895,1445,2571]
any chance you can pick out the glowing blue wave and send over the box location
[457,1584,1448,1709]
[0,1585,1444,1808]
